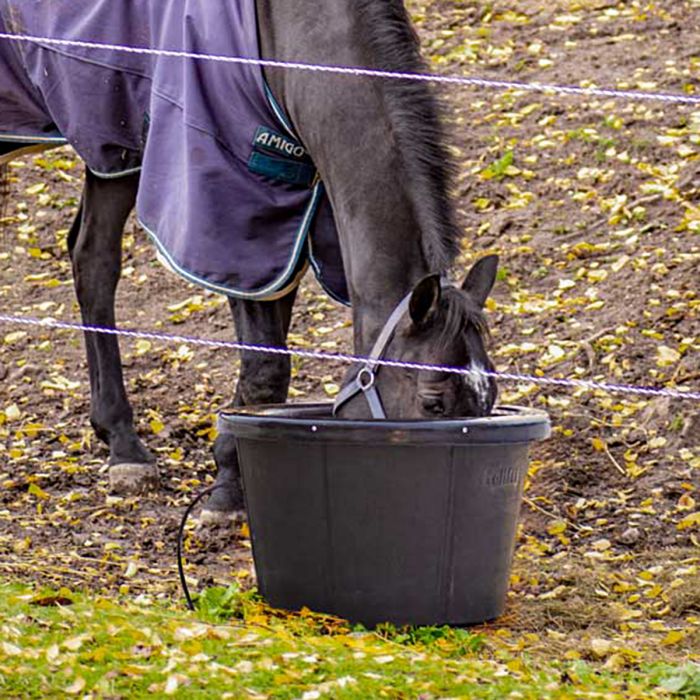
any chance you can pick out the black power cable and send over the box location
[176,484,226,611]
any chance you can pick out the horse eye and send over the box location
[421,396,445,416]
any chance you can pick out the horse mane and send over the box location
[439,286,491,350]
[357,0,461,273]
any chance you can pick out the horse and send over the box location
[0,0,499,521]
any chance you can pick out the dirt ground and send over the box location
[0,0,698,661]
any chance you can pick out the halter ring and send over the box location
[357,366,376,391]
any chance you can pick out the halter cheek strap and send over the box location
[332,280,453,419]
[332,292,412,419]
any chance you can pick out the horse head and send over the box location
[335,255,499,420]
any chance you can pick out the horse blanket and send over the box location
[0,0,349,303]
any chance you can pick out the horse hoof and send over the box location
[198,507,245,526]
[109,463,159,495]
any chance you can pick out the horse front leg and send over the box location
[203,288,298,522]
[68,169,157,494]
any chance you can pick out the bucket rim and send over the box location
[219,402,550,445]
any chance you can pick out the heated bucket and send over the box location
[219,403,550,627]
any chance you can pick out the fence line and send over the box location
[1,31,698,404]
[0,31,699,106]
[0,313,698,402]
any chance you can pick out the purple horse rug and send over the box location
[0,0,349,303]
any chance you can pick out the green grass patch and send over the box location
[0,581,697,698]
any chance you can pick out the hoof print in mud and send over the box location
[109,463,160,495]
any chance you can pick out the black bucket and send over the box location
[219,403,550,627]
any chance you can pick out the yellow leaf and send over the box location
[323,382,340,397]
[13,537,31,553]
[540,344,566,366]
[678,494,696,511]
[23,272,48,282]
[656,345,681,367]
[677,512,700,531]
[63,636,86,652]
[587,269,608,283]
[604,653,627,672]
[611,255,630,273]
[245,613,269,627]
[167,295,204,313]
[644,584,663,599]
[1,642,22,656]
[539,585,568,600]
[23,423,45,438]
[4,404,21,421]
[40,375,81,392]
[135,339,153,355]
[28,483,50,500]
[169,447,184,461]
[661,630,685,646]
[591,437,606,452]
[120,664,148,677]
[547,520,567,535]
[4,331,27,344]
[590,638,612,657]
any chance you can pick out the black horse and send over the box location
[0,0,499,520]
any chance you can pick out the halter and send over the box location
[332,281,453,419]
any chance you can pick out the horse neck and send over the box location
[257,0,450,351]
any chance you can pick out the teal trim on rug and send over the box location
[139,182,324,301]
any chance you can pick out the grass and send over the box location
[0,581,698,699]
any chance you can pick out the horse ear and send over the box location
[461,255,499,308]
[409,274,442,326]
